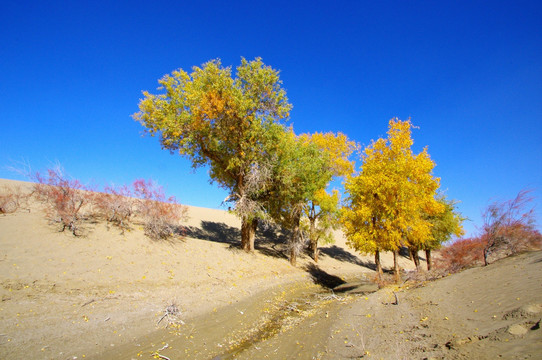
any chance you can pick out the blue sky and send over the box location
[1,0,541,238]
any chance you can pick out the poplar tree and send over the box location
[299,132,357,262]
[409,195,465,271]
[266,130,331,266]
[134,58,291,252]
[341,119,443,280]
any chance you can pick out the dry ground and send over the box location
[0,179,412,359]
[2,179,539,360]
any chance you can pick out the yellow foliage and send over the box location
[299,131,358,177]
[341,118,444,254]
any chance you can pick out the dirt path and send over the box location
[92,278,378,360]
[103,251,541,360]
[89,251,542,360]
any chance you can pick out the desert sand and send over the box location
[1,178,541,359]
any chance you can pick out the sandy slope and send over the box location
[0,179,412,359]
[5,179,537,360]
[321,250,542,359]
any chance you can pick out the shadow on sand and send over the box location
[184,220,383,274]
[184,221,289,259]
[319,245,376,271]
[304,263,346,289]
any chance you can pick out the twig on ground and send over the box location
[382,292,399,305]
[81,299,96,307]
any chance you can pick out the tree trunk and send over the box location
[425,249,432,271]
[412,249,420,271]
[375,249,383,278]
[309,217,318,262]
[241,218,258,252]
[408,248,415,262]
[289,213,301,266]
[290,245,297,267]
[312,240,319,262]
[393,250,401,283]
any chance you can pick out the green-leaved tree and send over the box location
[266,130,331,266]
[299,132,357,262]
[134,58,292,251]
[409,194,465,271]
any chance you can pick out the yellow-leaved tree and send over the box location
[341,118,444,281]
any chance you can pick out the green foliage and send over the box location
[263,130,331,265]
[299,132,358,260]
[265,130,330,223]
[134,58,292,250]
[301,189,341,243]
[134,57,291,196]
[422,194,465,250]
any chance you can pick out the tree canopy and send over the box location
[134,58,292,251]
[412,194,465,270]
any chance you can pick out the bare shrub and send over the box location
[0,191,17,214]
[157,303,184,327]
[482,189,542,264]
[92,184,134,233]
[373,272,399,289]
[0,185,30,214]
[34,167,90,236]
[132,179,188,240]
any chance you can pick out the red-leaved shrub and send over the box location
[434,237,486,273]
[436,189,542,273]
[34,167,90,236]
[132,179,188,240]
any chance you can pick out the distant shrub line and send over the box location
[2,166,188,240]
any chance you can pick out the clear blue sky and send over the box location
[1,0,541,238]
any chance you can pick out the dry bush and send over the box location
[0,191,17,214]
[434,237,486,273]
[132,179,188,240]
[435,190,542,273]
[34,167,90,236]
[482,189,542,264]
[0,185,30,214]
[92,185,134,233]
